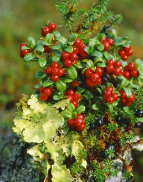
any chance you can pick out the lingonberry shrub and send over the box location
[14,0,143,182]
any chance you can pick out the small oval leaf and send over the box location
[56,79,66,92]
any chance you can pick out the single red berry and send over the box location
[70,53,78,61]
[50,75,59,82]
[51,62,59,68]
[74,118,83,127]
[73,94,80,101]
[130,69,138,77]
[84,68,93,77]
[45,67,52,75]
[106,59,114,65]
[44,45,50,53]
[126,101,132,106]
[80,51,88,59]
[79,43,85,50]
[121,99,126,105]
[105,87,113,93]
[112,93,118,101]
[70,81,80,87]
[126,49,133,57]
[113,68,121,76]
[73,60,77,65]
[70,100,78,108]
[120,90,127,99]
[126,94,135,102]
[101,36,106,42]
[48,23,56,31]
[94,77,102,85]
[90,73,100,83]
[51,67,59,76]
[39,87,44,93]
[121,55,128,61]
[64,59,72,67]
[120,70,124,76]
[107,38,114,46]
[124,71,130,79]
[43,87,53,96]
[123,45,131,52]
[118,49,126,57]
[77,114,84,120]
[41,27,50,37]
[85,78,95,87]
[103,41,110,50]
[58,68,64,76]
[124,66,129,71]
[20,43,27,49]
[67,89,75,96]
[103,94,108,101]
[77,123,85,131]
[106,65,114,74]
[67,95,73,100]
[20,49,30,57]
[40,93,48,101]
[107,97,114,104]
[95,67,103,76]
[67,118,75,128]
[61,52,70,60]
[74,38,82,47]
[127,62,135,71]
[72,46,79,54]
[20,50,24,58]
[104,90,112,97]
[114,60,122,68]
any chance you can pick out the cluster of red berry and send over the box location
[61,38,88,67]
[118,45,133,61]
[45,62,64,82]
[120,90,135,106]
[20,43,30,58]
[64,89,80,108]
[67,114,85,131]
[84,67,103,87]
[124,62,138,79]
[41,23,56,37]
[101,36,114,50]
[39,87,53,101]
[102,87,118,104]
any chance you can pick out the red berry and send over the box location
[103,94,107,101]
[107,38,114,46]
[104,90,112,97]
[120,90,127,99]
[20,50,24,58]
[120,70,124,76]
[77,114,84,120]
[118,49,126,57]
[73,94,80,101]
[121,55,128,61]
[20,49,30,57]
[90,73,100,83]
[113,68,121,76]
[79,43,85,50]
[95,67,103,76]
[121,99,126,105]
[41,27,50,37]
[51,62,59,68]
[127,62,135,71]
[50,75,59,82]
[67,95,73,100]
[106,65,114,74]
[58,68,64,76]
[74,38,82,47]
[67,89,74,96]
[84,68,93,77]
[20,43,27,49]
[112,93,118,101]
[67,119,75,128]
[114,60,122,68]
[39,87,44,93]
[80,52,88,59]
[124,66,129,71]
[130,69,138,77]
[45,67,52,75]
[126,101,132,106]
[126,49,133,57]
[105,87,113,93]
[101,36,107,42]
[94,78,102,85]
[70,53,78,61]
[61,52,70,60]
[43,87,53,96]
[70,81,80,87]
[85,78,95,87]
[107,97,114,104]
[48,23,56,31]
[51,67,59,76]
[103,41,110,50]
[126,94,135,102]
[124,71,130,79]
[77,123,85,131]
[74,118,83,127]
[70,100,78,108]
[44,45,50,53]
[72,46,79,54]
[40,93,48,101]
[64,59,72,67]
[123,45,131,52]
[106,59,114,65]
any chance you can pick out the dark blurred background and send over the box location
[0,0,143,181]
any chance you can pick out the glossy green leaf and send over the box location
[91,50,103,58]
[114,37,122,46]
[21,46,29,50]
[67,103,75,113]
[23,52,35,62]
[82,59,93,67]
[52,54,60,62]
[53,30,61,37]
[34,84,42,88]
[76,105,85,113]
[64,46,73,53]
[27,37,35,49]
[123,88,132,97]
[62,110,72,118]
[35,71,46,78]
[56,36,67,44]
[75,61,83,68]
[42,80,54,87]
[68,34,78,42]
[35,45,44,52]
[51,45,61,50]
[96,62,106,67]
[67,66,77,80]
[84,90,93,99]
[38,58,47,67]
[92,104,99,110]
[56,79,66,92]
[45,33,53,43]
[97,44,104,51]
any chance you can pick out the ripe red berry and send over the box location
[95,67,103,76]
[101,36,107,42]
[73,94,80,101]
[127,62,135,71]
[61,52,70,60]
[70,53,78,61]
[118,49,126,57]
[70,100,78,108]
[45,67,52,75]
[67,95,73,100]
[124,66,129,71]
[107,97,114,104]
[58,68,64,76]
[105,87,113,93]
[50,75,59,82]
[94,77,101,85]
[103,94,107,101]
[39,87,44,93]
[106,65,114,74]
[130,69,138,77]
[90,73,100,83]
[40,93,48,101]
[85,78,95,87]
[84,68,93,77]
[41,27,50,37]
[43,87,53,96]
[124,71,130,79]
[44,45,50,53]
[20,43,27,49]
[80,51,88,59]
[114,60,122,68]
[126,94,135,102]
[48,23,56,31]
[70,81,80,87]
[20,49,30,58]
[123,45,131,52]
[107,38,114,46]
[112,93,118,101]
[113,68,121,76]
[51,62,59,68]
[77,123,85,131]
[120,70,124,76]
[72,46,79,54]
[74,118,83,127]
[126,101,132,106]
[121,55,128,61]
[77,114,84,120]
[74,38,82,47]
[126,49,133,56]
[121,99,126,105]
[51,67,59,76]
[106,59,114,65]
[67,89,74,96]
[103,41,110,50]
[64,59,72,67]
[67,119,75,128]
[120,90,127,99]
[79,43,85,50]
[104,90,112,97]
